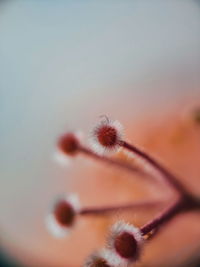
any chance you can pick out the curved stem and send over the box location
[140,199,183,235]
[120,141,187,195]
[79,146,151,180]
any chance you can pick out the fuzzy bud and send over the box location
[108,221,143,262]
[46,194,80,238]
[90,118,123,155]
[84,249,121,267]
[58,133,80,156]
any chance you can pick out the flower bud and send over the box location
[58,133,80,156]
[108,221,143,262]
[46,193,80,238]
[90,118,123,155]
[84,249,120,267]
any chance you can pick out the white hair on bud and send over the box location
[110,220,143,245]
[45,213,70,238]
[64,193,81,212]
[89,118,124,155]
[107,220,143,263]
[45,193,80,238]
[52,149,71,167]
[84,248,122,267]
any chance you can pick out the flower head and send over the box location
[84,249,121,267]
[108,221,143,262]
[90,118,123,155]
[46,193,80,238]
[58,132,80,156]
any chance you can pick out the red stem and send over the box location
[79,200,163,216]
[140,200,183,235]
[120,141,186,195]
[79,139,200,236]
[79,146,149,179]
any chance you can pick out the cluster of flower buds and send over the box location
[46,116,200,266]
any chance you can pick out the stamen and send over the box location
[58,133,80,156]
[57,132,150,179]
[108,221,143,262]
[89,119,123,155]
[89,117,186,194]
[45,194,80,238]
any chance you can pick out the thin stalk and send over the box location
[79,146,150,179]
[120,141,186,195]
[140,200,183,235]
[79,200,163,216]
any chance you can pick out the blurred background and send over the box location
[0,1,200,266]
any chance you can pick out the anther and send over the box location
[108,221,143,261]
[90,119,123,155]
[46,194,80,238]
[58,133,80,156]
[54,200,74,226]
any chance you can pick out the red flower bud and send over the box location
[90,118,123,155]
[58,133,80,156]
[46,194,80,238]
[108,221,143,262]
